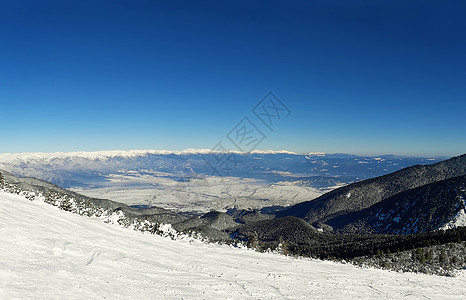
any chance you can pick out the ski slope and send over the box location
[1,191,465,299]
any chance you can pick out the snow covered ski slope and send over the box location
[1,190,465,299]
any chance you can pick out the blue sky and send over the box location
[0,0,465,156]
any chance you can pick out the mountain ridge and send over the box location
[275,154,466,225]
[0,149,302,160]
[326,174,466,234]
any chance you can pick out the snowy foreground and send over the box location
[1,192,465,299]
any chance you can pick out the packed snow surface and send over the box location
[1,191,465,299]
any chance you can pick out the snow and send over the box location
[440,196,466,230]
[0,150,439,215]
[1,191,466,299]
[0,149,298,161]
[72,177,323,213]
[306,152,327,156]
[250,150,298,155]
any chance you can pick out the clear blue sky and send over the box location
[1,0,465,156]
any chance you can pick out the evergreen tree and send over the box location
[278,236,289,255]
[426,249,433,262]
[439,249,447,263]
[377,249,383,257]
[248,231,259,250]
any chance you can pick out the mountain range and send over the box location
[276,154,466,228]
[0,150,443,188]
[0,150,444,214]
[1,152,466,275]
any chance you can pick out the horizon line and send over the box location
[0,148,455,159]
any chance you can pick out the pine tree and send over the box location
[278,236,289,255]
[248,231,259,250]
[377,249,383,257]
[420,255,426,264]
[416,248,426,264]
[439,249,447,263]
[426,249,433,262]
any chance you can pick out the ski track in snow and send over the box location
[1,191,465,299]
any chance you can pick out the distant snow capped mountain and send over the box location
[0,149,446,214]
[0,148,299,161]
[0,150,442,189]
